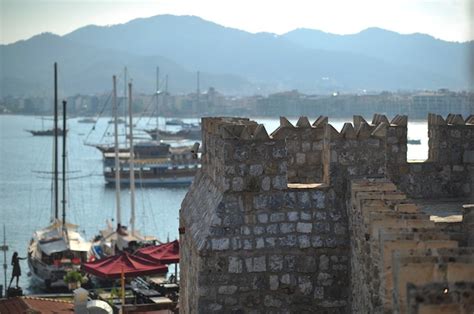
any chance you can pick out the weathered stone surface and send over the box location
[180,115,473,314]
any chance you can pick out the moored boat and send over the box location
[102,144,199,186]
[28,63,90,290]
[28,221,90,289]
[145,128,201,141]
[77,117,97,123]
[27,128,67,136]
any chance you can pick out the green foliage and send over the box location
[64,270,85,284]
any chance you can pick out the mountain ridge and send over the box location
[1,14,471,97]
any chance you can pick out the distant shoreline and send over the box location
[0,113,431,122]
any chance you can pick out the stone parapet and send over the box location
[349,178,474,314]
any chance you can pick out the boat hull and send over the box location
[27,256,68,289]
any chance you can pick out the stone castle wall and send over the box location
[179,114,474,313]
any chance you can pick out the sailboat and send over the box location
[91,76,155,260]
[27,63,90,290]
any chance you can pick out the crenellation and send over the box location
[372,113,390,125]
[312,115,328,127]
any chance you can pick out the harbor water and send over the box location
[0,115,428,291]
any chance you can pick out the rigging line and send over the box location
[134,93,157,126]
[83,90,113,144]
[32,170,81,174]
[145,105,158,126]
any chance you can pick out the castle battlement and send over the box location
[179,114,474,313]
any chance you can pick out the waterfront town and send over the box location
[1,88,473,119]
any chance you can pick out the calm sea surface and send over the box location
[0,115,428,291]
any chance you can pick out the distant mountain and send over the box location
[282,27,473,86]
[0,32,251,97]
[1,15,471,97]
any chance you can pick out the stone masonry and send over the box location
[179,114,474,313]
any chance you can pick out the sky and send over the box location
[1,0,473,44]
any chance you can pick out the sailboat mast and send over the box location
[156,66,160,142]
[128,82,136,235]
[113,75,122,228]
[164,74,168,118]
[123,67,128,148]
[54,62,59,220]
[62,100,67,231]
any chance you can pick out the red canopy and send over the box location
[136,240,180,264]
[82,252,168,279]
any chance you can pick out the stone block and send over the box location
[269,255,283,271]
[257,213,269,224]
[287,211,299,221]
[229,257,243,273]
[395,203,419,213]
[249,164,264,176]
[296,153,306,165]
[298,235,311,248]
[269,275,279,290]
[280,222,295,234]
[297,222,313,233]
[218,285,238,295]
[464,150,474,163]
[212,238,230,250]
[298,276,313,295]
[272,175,287,190]
[261,176,271,191]
[245,256,266,272]
[270,212,285,223]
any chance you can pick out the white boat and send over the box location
[28,63,90,290]
[28,221,90,289]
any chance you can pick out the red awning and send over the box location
[136,240,179,264]
[82,252,168,279]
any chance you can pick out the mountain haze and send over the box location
[1,15,472,97]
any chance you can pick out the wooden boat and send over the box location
[102,144,199,186]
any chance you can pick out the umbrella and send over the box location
[82,252,168,279]
[136,240,179,264]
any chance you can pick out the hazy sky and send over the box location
[1,0,473,44]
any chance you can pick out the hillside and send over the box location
[1,15,471,97]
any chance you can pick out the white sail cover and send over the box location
[39,239,68,255]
